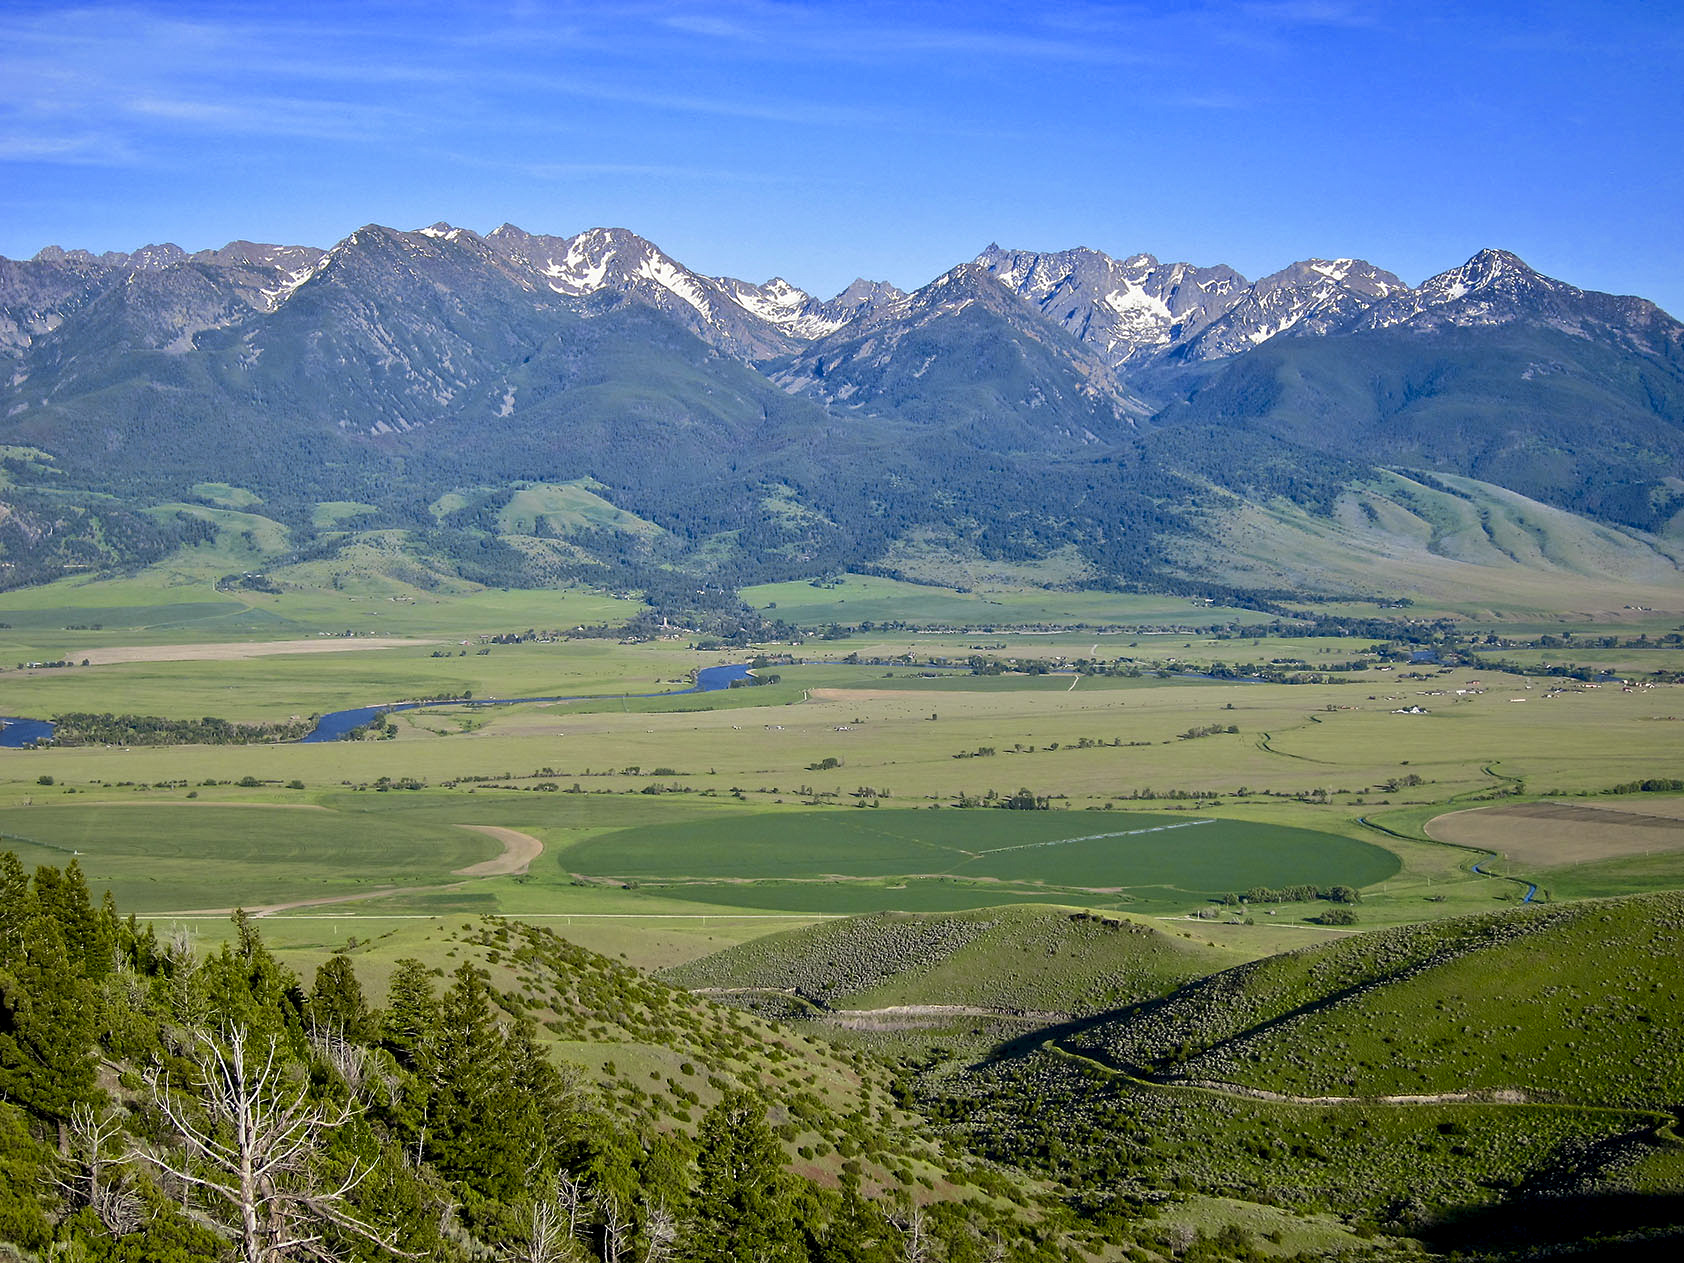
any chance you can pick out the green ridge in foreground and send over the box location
[665,904,1242,1016]
[1070,890,1684,1108]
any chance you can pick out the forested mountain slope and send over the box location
[3,225,1681,600]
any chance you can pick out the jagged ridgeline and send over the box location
[3,227,1681,598]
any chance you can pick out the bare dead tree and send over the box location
[597,1192,630,1263]
[639,1196,677,1263]
[132,1022,408,1263]
[521,1201,569,1263]
[56,1103,143,1238]
[308,1024,370,1102]
[555,1172,592,1245]
[890,1202,929,1263]
[514,1171,594,1263]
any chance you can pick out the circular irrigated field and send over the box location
[564,809,1399,913]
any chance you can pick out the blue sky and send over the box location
[2,0,1680,314]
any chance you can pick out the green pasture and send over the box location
[1479,646,1684,675]
[312,500,380,527]
[2,629,1680,937]
[189,482,264,508]
[0,802,488,913]
[562,808,1399,913]
[7,661,1680,834]
[154,503,291,553]
[798,633,1388,668]
[1505,849,1684,901]
[648,881,1074,915]
[497,480,663,539]
[0,637,708,722]
[843,670,1178,692]
[0,567,640,649]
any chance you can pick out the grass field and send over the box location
[3,648,1679,933]
[0,801,489,912]
[1184,470,1684,621]
[562,808,1399,914]
[0,567,640,649]
[1072,891,1684,1109]
[2,554,1683,954]
[497,479,664,539]
[0,636,709,720]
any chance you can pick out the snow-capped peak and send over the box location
[415,222,471,242]
[715,275,813,323]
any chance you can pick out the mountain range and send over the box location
[3,222,1682,603]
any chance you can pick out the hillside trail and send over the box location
[1041,1039,1684,1133]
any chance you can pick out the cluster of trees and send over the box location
[1603,778,1684,795]
[1177,724,1239,741]
[950,788,1051,811]
[1218,884,1361,906]
[0,495,217,593]
[47,713,319,747]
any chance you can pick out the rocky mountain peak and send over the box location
[1166,256,1406,362]
[975,243,1249,366]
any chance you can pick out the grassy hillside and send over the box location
[924,895,1684,1253]
[370,915,1030,1212]
[1067,891,1684,1108]
[1183,470,1684,614]
[665,905,1243,1017]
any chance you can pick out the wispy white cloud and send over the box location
[444,149,847,188]
[1236,0,1383,27]
[0,131,138,164]
[650,0,1154,65]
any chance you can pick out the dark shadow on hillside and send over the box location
[1420,1192,1684,1259]
[980,1006,1143,1068]
[983,903,1588,1079]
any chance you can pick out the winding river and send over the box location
[0,664,754,748]
[298,662,754,742]
[0,658,1242,749]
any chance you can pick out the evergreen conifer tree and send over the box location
[312,953,372,1041]
[0,913,97,1118]
[381,957,437,1068]
[686,1091,802,1263]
